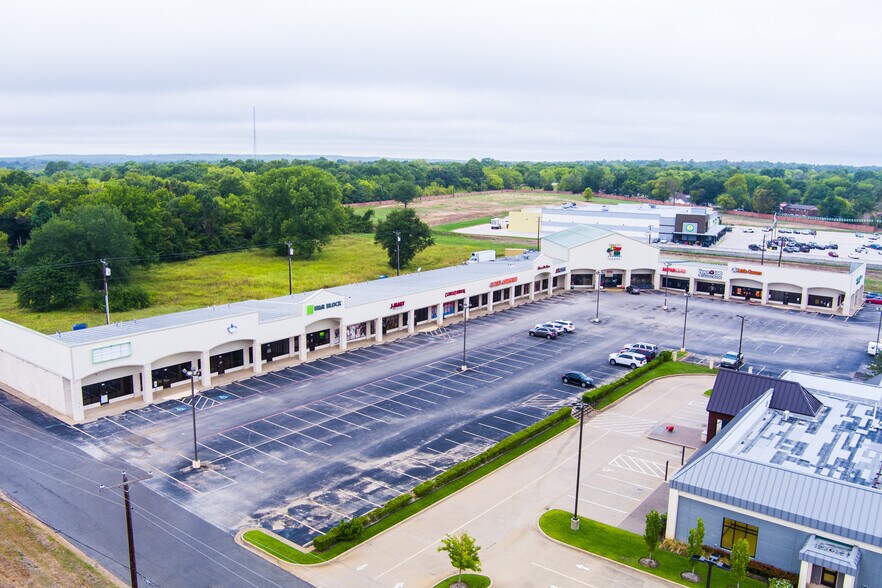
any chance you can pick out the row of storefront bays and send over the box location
[659,276,842,308]
[80,278,560,407]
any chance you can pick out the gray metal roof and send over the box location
[707,370,820,418]
[51,252,548,346]
[673,387,882,547]
[542,225,614,248]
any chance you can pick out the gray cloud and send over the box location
[2,0,881,164]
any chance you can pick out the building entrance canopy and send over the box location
[799,535,860,576]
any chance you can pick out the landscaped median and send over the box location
[539,510,766,588]
[242,353,717,565]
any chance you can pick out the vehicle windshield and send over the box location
[723,353,738,360]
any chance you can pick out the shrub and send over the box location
[88,284,152,312]
[582,350,672,405]
[337,517,365,541]
[312,528,338,551]
[769,579,793,588]
[413,480,435,497]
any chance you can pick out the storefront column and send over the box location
[251,340,262,374]
[796,561,810,588]
[487,295,494,312]
[664,489,679,540]
[200,352,211,387]
[624,270,632,288]
[407,310,415,333]
[141,363,154,403]
[547,279,554,296]
[723,282,731,300]
[288,335,298,359]
[71,378,85,423]
[841,574,856,588]
[339,329,348,350]
[508,285,516,306]
[800,287,808,310]
[529,282,536,300]
[761,286,769,304]
[299,335,308,360]
[564,272,572,289]
[688,277,695,294]
[436,304,444,325]
[374,318,383,342]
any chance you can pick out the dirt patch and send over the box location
[0,496,121,588]
[639,557,660,568]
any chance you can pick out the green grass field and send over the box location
[539,510,766,588]
[0,230,529,334]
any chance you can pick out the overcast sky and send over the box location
[2,0,880,165]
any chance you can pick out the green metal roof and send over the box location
[542,225,614,248]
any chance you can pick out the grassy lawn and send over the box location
[0,498,118,588]
[539,510,766,588]
[243,416,576,563]
[432,573,491,588]
[593,361,716,410]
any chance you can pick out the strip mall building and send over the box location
[0,226,866,422]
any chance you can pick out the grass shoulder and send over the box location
[539,510,766,588]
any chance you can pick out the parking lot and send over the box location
[713,224,882,267]
[37,289,878,548]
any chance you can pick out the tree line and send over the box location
[1,157,880,312]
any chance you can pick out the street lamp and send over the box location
[736,314,745,370]
[286,241,293,295]
[460,302,470,371]
[876,308,882,356]
[394,231,401,277]
[571,400,589,530]
[593,271,602,323]
[182,368,202,469]
[663,264,670,311]
[680,292,691,352]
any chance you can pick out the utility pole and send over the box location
[761,233,766,265]
[536,215,541,250]
[100,259,111,325]
[394,231,401,276]
[285,242,293,295]
[777,240,784,267]
[100,471,152,588]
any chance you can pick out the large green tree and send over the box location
[730,537,750,588]
[374,208,434,269]
[13,205,137,309]
[643,510,663,562]
[251,166,346,258]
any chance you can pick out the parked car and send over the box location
[762,226,772,232]
[529,326,558,339]
[779,228,791,234]
[622,347,655,361]
[828,251,839,258]
[626,342,659,358]
[550,320,575,333]
[748,244,761,251]
[742,228,755,233]
[608,351,647,369]
[867,297,882,305]
[848,253,860,260]
[562,371,594,388]
[625,285,641,294]
[720,351,744,370]
[535,322,566,335]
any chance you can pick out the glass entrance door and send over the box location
[820,567,838,587]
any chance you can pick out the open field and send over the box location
[0,497,119,588]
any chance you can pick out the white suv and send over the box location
[608,351,647,369]
[550,320,575,333]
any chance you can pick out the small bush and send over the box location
[88,284,152,312]
[337,517,365,541]
[312,528,338,551]
[583,350,672,405]
[413,480,435,497]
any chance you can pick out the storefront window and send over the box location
[571,273,594,286]
[731,285,762,300]
[82,376,135,406]
[346,322,369,341]
[630,274,653,287]
[808,294,833,308]
[768,290,802,304]
[210,349,245,374]
[151,361,192,389]
[662,277,689,290]
[696,281,723,295]
[414,307,429,323]
[721,518,758,557]
[261,339,290,361]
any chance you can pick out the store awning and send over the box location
[799,535,861,576]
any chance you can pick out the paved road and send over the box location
[0,395,310,588]
[0,289,874,586]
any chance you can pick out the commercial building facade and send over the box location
[0,225,866,422]
[668,372,882,588]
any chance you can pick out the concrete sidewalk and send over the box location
[286,374,714,588]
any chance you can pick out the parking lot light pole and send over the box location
[286,242,293,295]
[663,265,669,310]
[593,272,602,323]
[876,308,882,353]
[680,293,691,352]
[183,368,202,469]
[736,314,745,370]
[460,303,470,371]
[571,401,588,530]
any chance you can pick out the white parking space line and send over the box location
[510,408,542,421]
[476,421,515,435]
[567,494,629,514]
[628,445,683,459]
[338,394,406,419]
[284,412,353,439]
[609,454,666,478]
[358,389,422,412]
[530,562,600,587]
[579,483,641,501]
[494,415,530,427]
[325,397,392,424]
[233,380,272,394]
[204,441,265,473]
[462,429,497,444]
[595,472,656,491]
[230,430,289,464]
[301,406,371,431]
